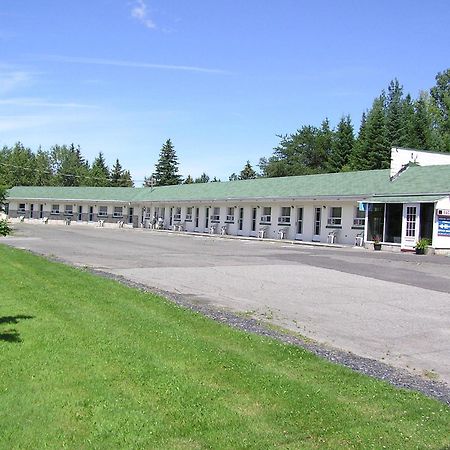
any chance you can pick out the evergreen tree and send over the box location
[239,161,257,179]
[34,148,53,186]
[184,175,194,184]
[194,173,210,183]
[413,93,433,149]
[364,97,389,169]
[51,144,89,186]
[153,139,182,186]
[430,68,450,151]
[211,177,221,182]
[90,152,110,187]
[0,185,6,211]
[328,115,354,172]
[143,175,156,188]
[385,78,404,148]
[228,173,239,181]
[110,159,124,187]
[398,94,417,148]
[1,142,35,187]
[119,170,134,187]
[350,112,368,170]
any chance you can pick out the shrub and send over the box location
[0,219,12,236]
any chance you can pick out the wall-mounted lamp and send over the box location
[323,205,326,209]
[291,206,294,209]
[257,205,260,208]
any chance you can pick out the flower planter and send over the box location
[415,247,425,255]
[373,243,382,251]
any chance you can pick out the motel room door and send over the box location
[401,203,420,251]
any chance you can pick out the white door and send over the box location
[401,204,420,250]
[313,207,321,241]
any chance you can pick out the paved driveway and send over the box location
[3,223,450,385]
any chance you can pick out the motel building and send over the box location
[4,147,450,254]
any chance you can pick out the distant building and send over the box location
[5,148,450,253]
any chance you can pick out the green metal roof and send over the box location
[365,195,446,204]
[6,164,450,204]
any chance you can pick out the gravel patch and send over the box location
[90,267,450,406]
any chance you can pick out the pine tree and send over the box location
[90,152,110,187]
[349,112,368,170]
[328,115,354,172]
[110,159,124,187]
[194,173,210,183]
[413,93,433,149]
[119,170,134,187]
[34,148,53,186]
[228,173,239,181]
[385,79,404,147]
[239,161,257,179]
[364,97,389,169]
[398,94,417,148]
[184,175,194,184]
[430,68,450,151]
[153,139,182,186]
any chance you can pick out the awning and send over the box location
[365,195,446,204]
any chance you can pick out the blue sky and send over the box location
[0,1,449,183]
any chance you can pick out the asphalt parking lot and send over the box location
[3,223,450,385]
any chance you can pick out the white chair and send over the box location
[118,220,124,228]
[42,217,49,224]
[327,230,338,244]
[278,227,288,239]
[258,226,268,239]
[220,225,228,235]
[64,218,71,226]
[19,215,25,222]
[97,219,105,228]
[209,224,217,234]
[354,232,364,247]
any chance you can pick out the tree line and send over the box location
[0,143,133,188]
[259,68,450,177]
[1,68,448,188]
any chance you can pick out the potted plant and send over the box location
[415,238,430,255]
[372,235,382,251]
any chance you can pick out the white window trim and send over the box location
[260,215,271,223]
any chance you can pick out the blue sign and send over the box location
[438,218,450,236]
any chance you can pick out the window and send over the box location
[406,206,417,237]
[327,207,342,226]
[98,206,108,217]
[195,207,199,227]
[64,205,73,216]
[226,207,235,222]
[18,203,26,213]
[210,207,220,222]
[297,207,303,234]
[174,207,182,221]
[278,207,291,224]
[353,207,365,227]
[113,206,123,218]
[51,204,60,215]
[186,207,193,221]
[260,207,271,224]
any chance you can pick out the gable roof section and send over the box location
[6,164,450,204]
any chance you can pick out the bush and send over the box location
[0,219,12,236]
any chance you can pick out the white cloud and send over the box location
[37,54,228,74]
[0,70,33,94]
[131,0,156,29]
[0,97,98,109]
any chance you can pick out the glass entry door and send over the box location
[401,204,420,250]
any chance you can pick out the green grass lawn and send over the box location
[0,244,449,449]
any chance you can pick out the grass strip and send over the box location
[0,244,449,449]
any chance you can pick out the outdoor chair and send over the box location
[97,219,105,228]
[354,232,364,247]
[64,218,71,226]
[258,226,268,239]
[209,224,217,234]
[118,220,124,228]
[327,229,339,244]
[220,225,228,235]
[278,227,288,239]
[42,217,49,224]
[19,215,25,222]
